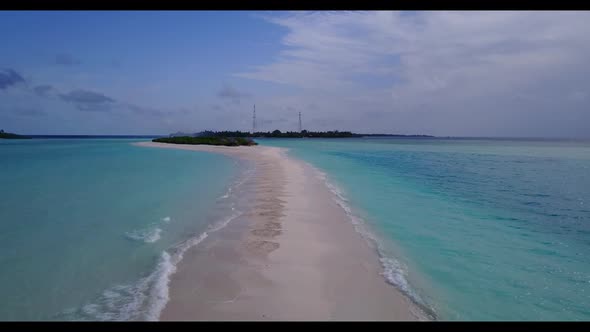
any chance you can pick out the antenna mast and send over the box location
[298,111,302,132]
[252,104,256,133]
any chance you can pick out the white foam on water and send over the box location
[309,163,435,319]
[125,226,162,244]
[220,189,231,199]
[61,166,254,321]
[56,158,259,321]
[141,210,243,321]
[125,217,173,244]
[61,209,243,321]
[219,165,255,200]
[136,160,256,320]
[64,249,179,321]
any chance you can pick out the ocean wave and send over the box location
[59,249,179,321]
[61,210,243,321]
[60,162,255,321]
[56,161,256,321]
[125,227,162,244]
[310,163,434,319]
[379,256,422,306]
[220,167,255,200]
[125,217,172,244]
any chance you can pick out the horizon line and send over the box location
[14,134,590,141]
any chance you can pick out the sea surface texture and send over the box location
[1,137,589,320]
[259,137,590,320]
[0,139,241,320]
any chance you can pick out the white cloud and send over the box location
[236,11,590,137]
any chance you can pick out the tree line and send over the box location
[191,130,359,138]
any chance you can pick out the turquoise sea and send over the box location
[259,137,590,321]
[1,137,589,321]
[0,138,245,320]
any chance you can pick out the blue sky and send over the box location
[1,11,590,137]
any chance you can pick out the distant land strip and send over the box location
[169,130,435,139]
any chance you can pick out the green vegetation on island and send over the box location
[169,130,434,139]
[196,130,358,138]
[154,130,434,146]
[153,136,257,146]
[0,130,30,139]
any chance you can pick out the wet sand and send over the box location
[135,141,424,321]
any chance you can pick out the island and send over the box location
[221,130,359,138]
[193,130,360,138]
[153,136,257,146]
[167,130,435,139]
[152,130,434,146]
[0,130,30,139]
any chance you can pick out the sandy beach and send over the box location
[135,141,424,321]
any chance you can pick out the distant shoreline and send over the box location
[0,131,31,139]
[24,135,163,139]
[167,130,434,139]
[8,135,588,142]
[19,134,434,139]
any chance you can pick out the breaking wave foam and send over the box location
[125,217,172,244]
[60,166,255,321]
[60,210,242,321]
[220,167,255,200]
[125,227,162,244]
[312,166,435,320]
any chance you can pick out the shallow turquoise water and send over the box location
[259,138,590,321]
[2,137,589,320]
[0,139,239,320]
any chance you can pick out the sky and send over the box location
[1,11,590,137]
